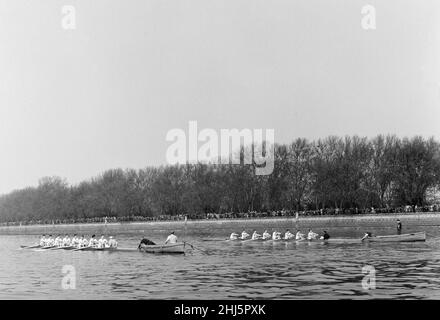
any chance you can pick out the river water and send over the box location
[1,223,440,299]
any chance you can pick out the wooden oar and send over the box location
[242,237,266,243]
[40,245,56,250]
[72,246,88,251]
[20,244,40,249]
[225,238,243,242]
[183,241,208,254]
[73,246,106,252]
[33,246,56,252]
[49,246,63,250]
[115,247,139,252]
[49,246,73,250]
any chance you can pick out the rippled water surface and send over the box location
[1,224,440,299]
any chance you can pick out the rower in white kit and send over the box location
[46,235,54,247]
[284,229,294,240]
[39,235,47,247]
[263,230,272,240]
[52,235,58,247]
[54,235,62,247]
[82,236,89,248]
[251,230,262,240]
[272,231,281,240]
[88,235,98,248]
[71,234,78,248]
[262,230,271,240]
[296,230,305,240]
[62,234,71,247]
[307,229,319,240]
[240,230,250,240]
[229,232,239,240]
[79,235,88,248]
[76,235,82,247]
[108,236,118,248]
[98,236,108,248]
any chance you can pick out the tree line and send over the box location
[1,135,440,223]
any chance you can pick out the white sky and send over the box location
[0,0,439,194]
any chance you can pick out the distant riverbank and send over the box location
[1,212,440,235]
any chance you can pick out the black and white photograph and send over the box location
[1,0,440,307]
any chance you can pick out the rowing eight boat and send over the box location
[227,232,426,244]
[20,243,186,254]
[73,246,118,252]
[20,245,118,252]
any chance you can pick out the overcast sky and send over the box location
[0,0,439,194]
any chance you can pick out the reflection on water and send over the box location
[1,225,440,299]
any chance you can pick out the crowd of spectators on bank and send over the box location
[1,204,440,227]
